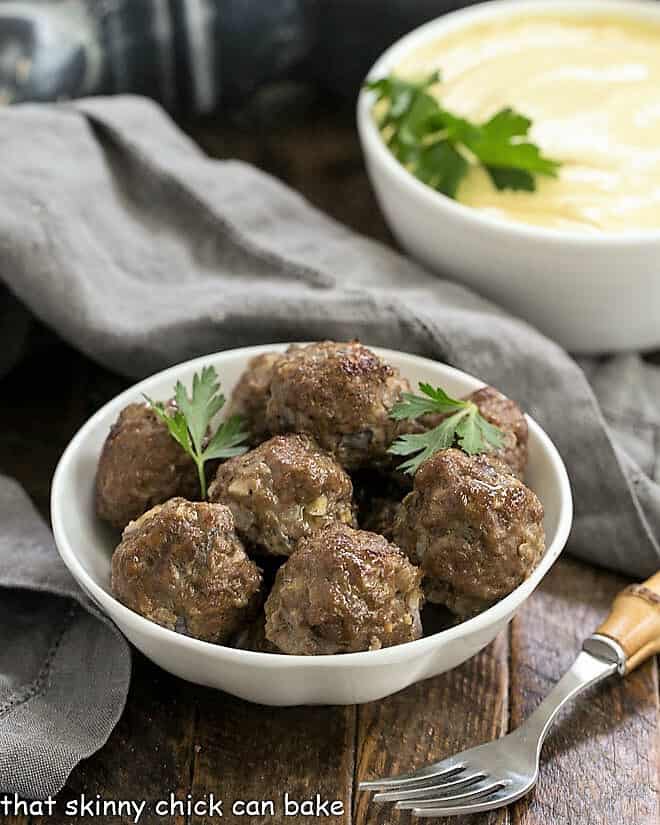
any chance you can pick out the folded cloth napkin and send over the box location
[0,476,131,799]
[0,96,659,798]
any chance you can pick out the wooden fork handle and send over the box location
[596,571,660,674]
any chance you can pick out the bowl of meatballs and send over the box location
[51,341,572,705]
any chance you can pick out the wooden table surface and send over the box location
[1,97,658,825]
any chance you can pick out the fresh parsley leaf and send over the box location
[417,141,468,199]
[174,365,225,456]
[202,414,250,462]
[149,403,192,455]
[455,410,482,454]
[144,365,248,499]
[485,166,535,192]
[475,414,507,451]
[391,383,466,420]
[389,409,468,474]
[475,108,560,177]
[481,107,531,140]
[387,383,505,474]
[365,73,560,199]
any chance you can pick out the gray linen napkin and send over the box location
[0,95,659,798]
[0,476,131,799]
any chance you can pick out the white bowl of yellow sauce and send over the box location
[357,0,660,353]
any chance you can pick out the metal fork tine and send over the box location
[359,762,465,792]
[373,771,487,803]
[398,779,509,812]
[412,786,517,818]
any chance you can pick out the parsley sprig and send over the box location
[388,383,504,474]
[366,71,560,199]
[145,366,249,499]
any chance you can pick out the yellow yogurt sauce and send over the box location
[397,13,660,232]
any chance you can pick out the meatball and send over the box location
[417,386,528,479]
[208,434,356,556]
[468,387,528,478]
[264,523,424,655]
[393,449,544,618]
[96,402,200,530]
[265,341,410,470]
[111,498,262,644]
[227,351,281,444]
[234,614,280,654]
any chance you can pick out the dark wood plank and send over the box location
[510,558,660,825]
[354,632,510,825]
[189,692,355,825]
[32,654,195,825]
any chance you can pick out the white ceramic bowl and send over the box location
[51,344,572,706]
[357,0,660,354]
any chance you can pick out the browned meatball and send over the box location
[265,341,410,470]
[416,386,528,479]
[393,449,544,618]
[264,523,424,655]
[208,434,356,556]
[234,614,280,654]
[96,402,200,530]
[111,498,262,644]
[227,351,281,444]
[468,387,528,479]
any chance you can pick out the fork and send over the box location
[360,570,660,818]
